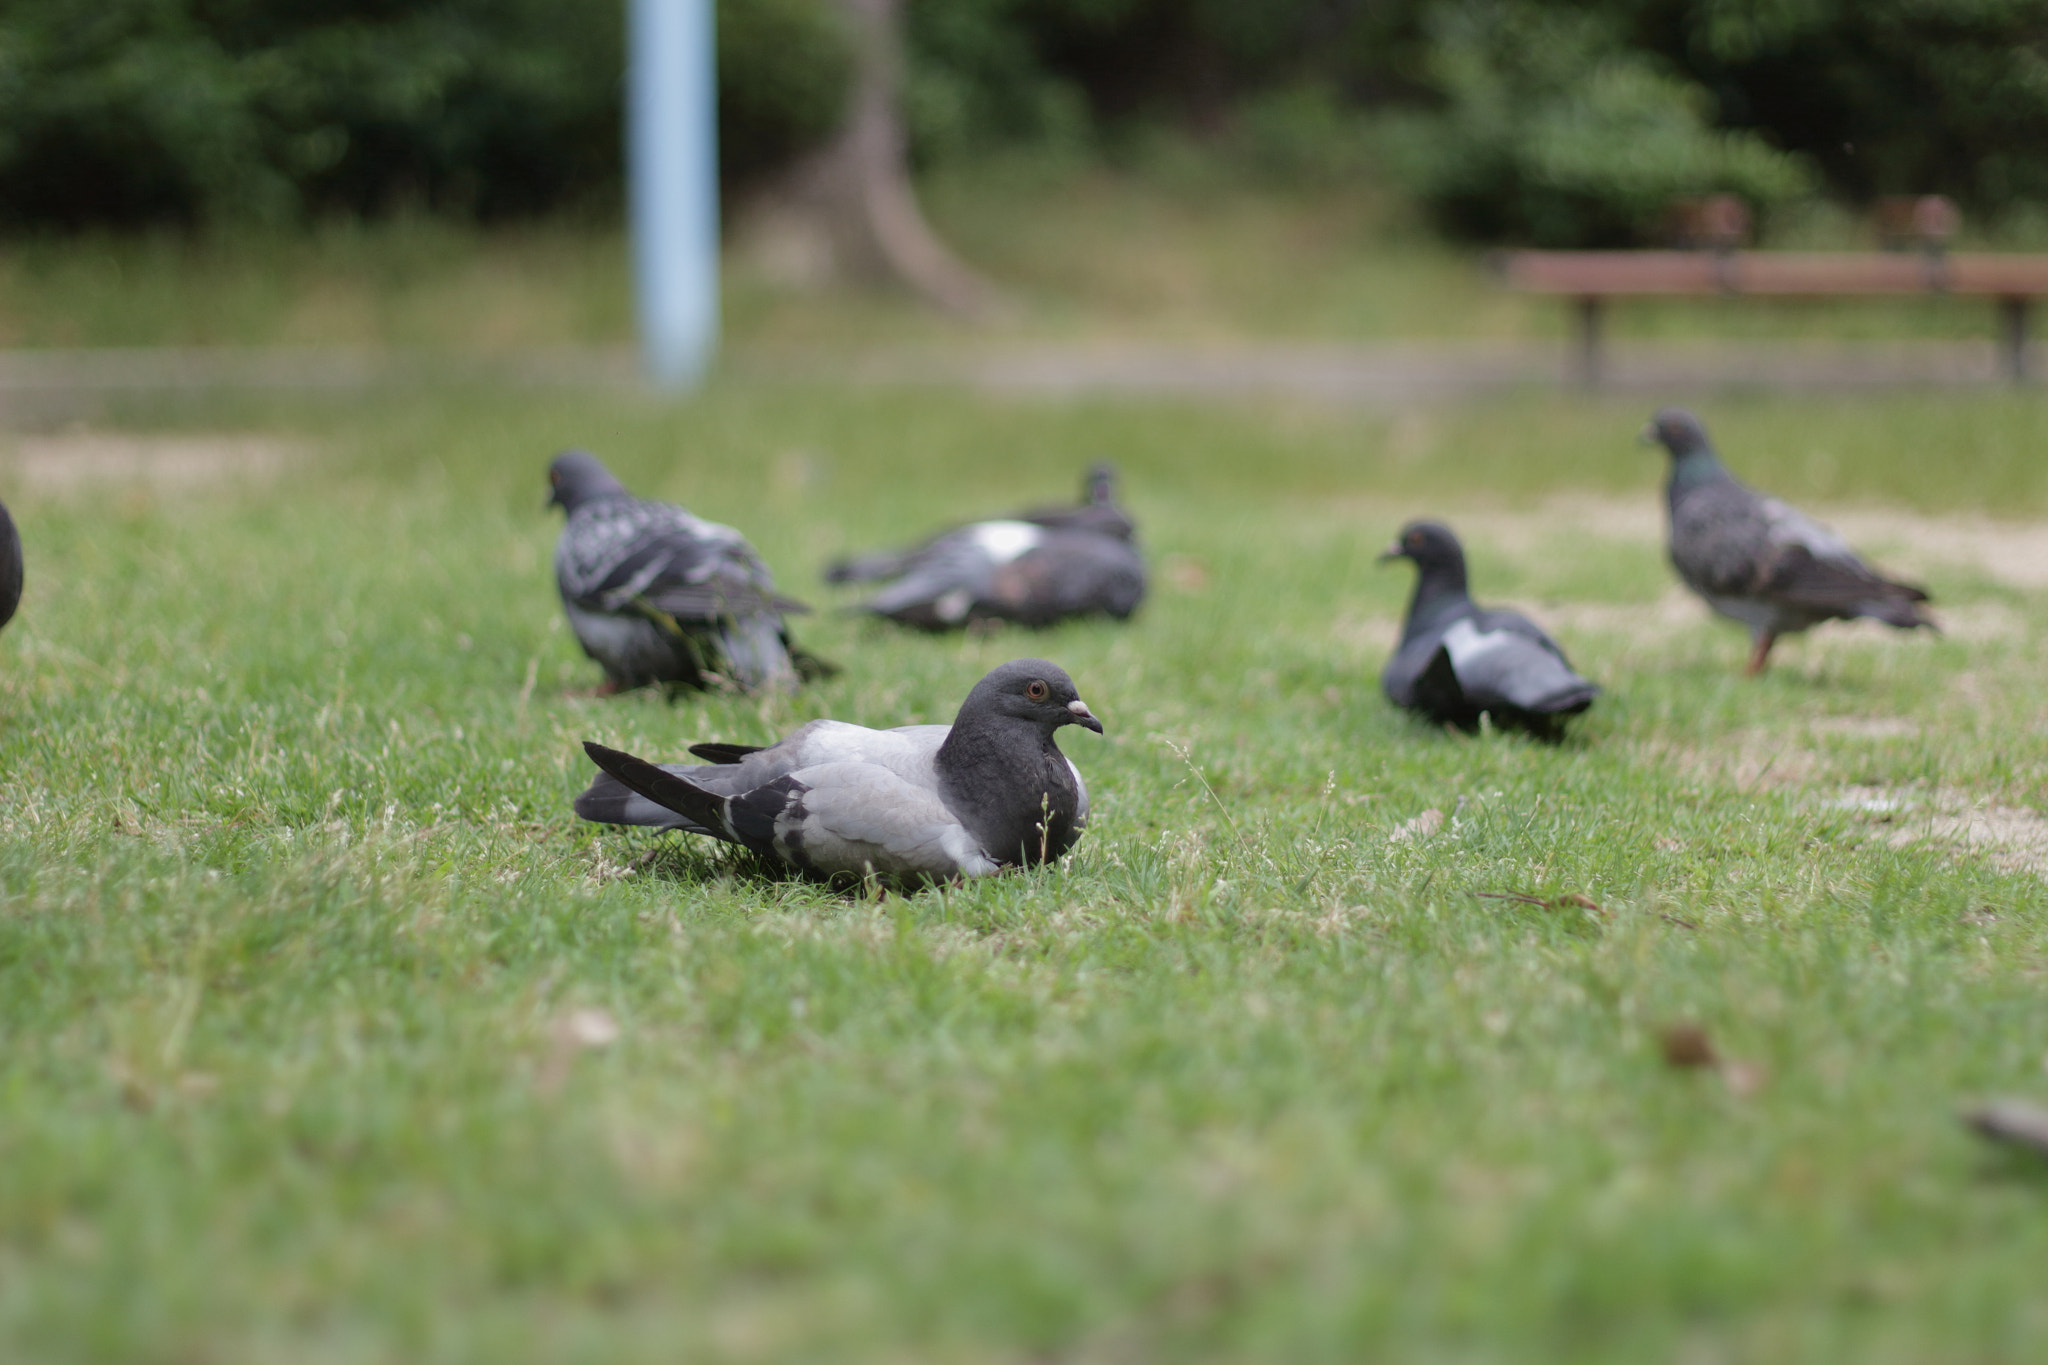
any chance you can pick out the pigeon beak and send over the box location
[1376,542,1404,564]
[1066,698,1104,734]
[1637,422,1658,447]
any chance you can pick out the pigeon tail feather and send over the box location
[574,769,713,833]
[582,743,736,840]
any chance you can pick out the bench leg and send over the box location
[1573,295,1604,388]
[2000,296,2030,383]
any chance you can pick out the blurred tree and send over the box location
[0,0,847,229]
[1375,1,1813,246]
[1627,0,2048,209]
[7,0,2048,244]
[747,0,997,312]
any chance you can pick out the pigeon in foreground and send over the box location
[548,450,830,694]
[823,465,1144,630]
[0,499,19,632]
[1379,520,1599,737]
[1645,408,1936,675]
[574,658,1103,884]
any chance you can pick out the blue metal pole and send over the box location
[629,0,719,389]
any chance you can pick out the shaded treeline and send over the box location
[6,0,2048,244]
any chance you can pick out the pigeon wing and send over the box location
[563,500,797,619]
[986,533,1147,624]
[1753,499,1933,624]
[1443,616,1598,716]
[769,761,999,881]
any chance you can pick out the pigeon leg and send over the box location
[1745,632,1776,677]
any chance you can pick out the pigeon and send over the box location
[573,658,1103,883]
[1379,520,1599,737]
[1011,462,1138,541]
[823,465,1145,630]
[548,450,831,694]
[0,498,19,633]
[1644,408,1936,674]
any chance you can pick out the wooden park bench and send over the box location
[1496,196,2048,385]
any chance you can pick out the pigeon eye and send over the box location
[1026,680,1049,701]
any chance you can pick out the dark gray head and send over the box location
[1378,519,1467,577]
[956,658,1103,736]
[1642,408,1714,460]
[547,449,631,513]
[1083,463,1118,506]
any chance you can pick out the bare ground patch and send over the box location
[1830,785,2048,879]
[2,432,313,495]
[1322,493,2048,595]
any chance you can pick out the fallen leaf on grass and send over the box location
[1162,556,1210,593]
[1659,1022,1719,1069]
[1964,1100,2048,1160]
[1658,1021,1768,1097]
[1391,809,1443,842]
[561,1008,621,1048]
[538,1008,622,1097]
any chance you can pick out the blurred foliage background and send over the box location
[3,0,2048,246]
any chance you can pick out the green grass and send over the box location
[3,157,2041,351]
[3,381,2048,1362]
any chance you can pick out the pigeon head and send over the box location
[1083,463,1119,506]
[958,658,1103,735]
[1642,408,1714,460]
[547,449,631,513]
[1378,520,1467,576]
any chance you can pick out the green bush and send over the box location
[1379,3,1812,246]
[0,0,849,230]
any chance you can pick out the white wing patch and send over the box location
[968,520,1043,565]
[1440,618,1518,671]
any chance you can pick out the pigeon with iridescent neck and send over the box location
[1379,520,1598,738]
[1644,408,1935,675]
[574,659,1103,884]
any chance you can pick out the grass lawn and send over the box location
[3,380,2048,1362]
[3,155,2040,353]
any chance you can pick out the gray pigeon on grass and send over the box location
[0,498,19,632]
[1380,521,1598,738]
[548,450,831,694]
[824,465,1144,630]
[574,658,1102,883]
[1644,409,1935,675]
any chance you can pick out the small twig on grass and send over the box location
[1473,890,1607,917]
